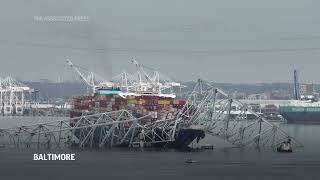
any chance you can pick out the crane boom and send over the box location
[66,59,117,93]
[66,59,96,92]
[131,59,156,84]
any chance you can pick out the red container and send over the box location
[74,98,81,103]
[179,100,186,105]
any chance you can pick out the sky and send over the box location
[0,0,320,83]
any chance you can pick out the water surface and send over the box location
[0,117,319,180]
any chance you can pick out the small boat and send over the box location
[201,144,214,150]
[277,146,293,153]
[277,139,293,153]
[185,159,198,164]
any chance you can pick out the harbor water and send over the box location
[0,117,319,180]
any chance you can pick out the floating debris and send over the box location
[185,159,199,164]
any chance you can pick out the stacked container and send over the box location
[70,93,187,125]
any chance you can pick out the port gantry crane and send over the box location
[130,59,182,96]
[66,59,182,97]
[0,76,32,115]
[66,59,116,93]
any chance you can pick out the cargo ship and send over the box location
[67,60,205,149]
[279,70,320,123]
[279,96,320,123]
[70,88,205,149]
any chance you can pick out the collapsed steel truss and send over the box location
[0,79,303,150]
[0,110,177,150]
[178,79,303,148]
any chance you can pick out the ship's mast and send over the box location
[293,70,300,100]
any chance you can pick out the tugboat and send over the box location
[277,138,293,153]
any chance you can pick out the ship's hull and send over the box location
[72,128,205,150]
[70,93,201,149]
[280,106,320,123]
[280,112,320,123]
[168,129,205,150]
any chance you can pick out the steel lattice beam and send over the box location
[0,79,303,150]
[177,79,303,148]
[0,110,179,150]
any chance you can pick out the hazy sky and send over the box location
[1,0,320,83]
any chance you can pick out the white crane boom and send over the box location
[131,59,161,93]
[66,59,116,93]
[66,59,96,92]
